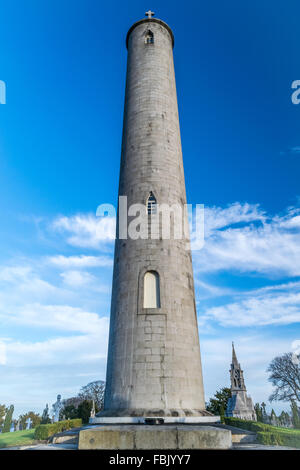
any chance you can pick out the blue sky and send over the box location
[1,0,300,418]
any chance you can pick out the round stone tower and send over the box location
[101,13,206,417]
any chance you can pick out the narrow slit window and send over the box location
[143,271,160,308]
[147,192,157,215]
[145,30,154,44]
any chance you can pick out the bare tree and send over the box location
[267,353,300,403]
[78,380,105,411]
[61,396,84,409]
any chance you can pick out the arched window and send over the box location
[143,271,160,308]
[147,192,157,215]
[145,30,154,44]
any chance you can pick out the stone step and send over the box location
[213,424,257,443]
[78,424,232,449]
[50,430,80,445]
[50,423,257,449]
[52,435,78,445]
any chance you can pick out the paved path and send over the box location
[232,443,297,450]
[1,443,77,450]
[2,443,297,450]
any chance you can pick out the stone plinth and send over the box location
[78,425,232,450]
[90,416,220,425]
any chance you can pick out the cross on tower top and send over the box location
[145,10,155,19]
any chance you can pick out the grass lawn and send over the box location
[0,429,37,448]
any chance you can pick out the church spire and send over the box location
[232,342,239,367]
[230,343,246,392]
[226,343,257,420]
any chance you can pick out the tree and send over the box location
[278,411,292,428]
[19,411,41,430]
[206,387,231,416]
[60,405,79,420]
[78,380,105,412]
[60,396,85,421]
[41,404,51,424]
[260,402,269,423]
[77,400,93,424]
[61,396,84,409]
[2,405,14,433]
[60,380,106,422]
[254,403,263,422]
[0,404,7,429]
[270,409,277,426]
[267,353,300,403]
[290,400,300,429]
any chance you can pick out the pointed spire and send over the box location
[230,342,246,392]
[232,341,239,367]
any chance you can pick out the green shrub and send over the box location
[225,417,300,448]
[34,419,82,440]
[257,432,283,446]
[225,417,270,432]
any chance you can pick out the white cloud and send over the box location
[60,270,96,287]
[0,266,33,282]
[52,214,116,249]
[8,303,109,334]
[193,203,300,277]
[47,254,113,268]
[202,281,300,327]
[0,261,111,335]
[0,341,6,365]
[5,330,109,367]
[0,265,60,303]
[194,279,234,299]
[203,202,266,236]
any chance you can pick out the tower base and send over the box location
[78,424,232,450]
[95,408,213,418]
[90,416,220,425]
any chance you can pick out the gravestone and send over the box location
[26,417,32,430]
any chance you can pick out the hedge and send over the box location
[256,431,300,448]
[225,417,300,449]
[34,419,82,440]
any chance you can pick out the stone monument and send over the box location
[52,394,63,423]
[90,400,96,419]
[98,9,207,421]
[25,417,32,430]
[226,343,257,421]
[79,11,232,449]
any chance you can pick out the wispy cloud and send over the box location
[202,281,300,327]
[51,214,116,249]
[47,254,113,268]
[5,331,109,367]
[280,147,300,156]
[193,203,300,277]
[194,279,234,300]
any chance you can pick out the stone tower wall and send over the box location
[103,18,205,416]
